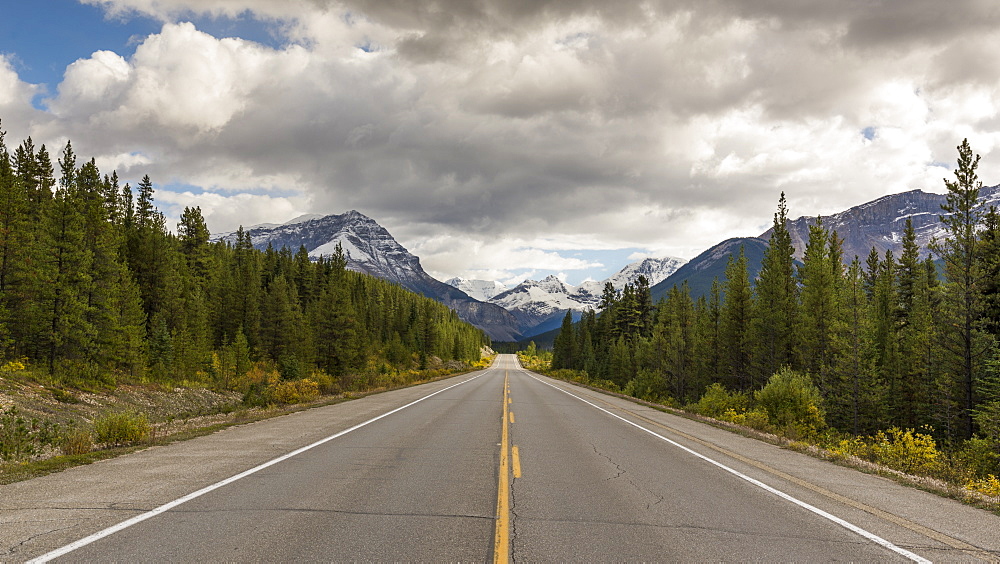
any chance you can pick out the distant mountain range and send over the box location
[447,257,686,338]
[211,184,999,343]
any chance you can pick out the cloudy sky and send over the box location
[2,0,999,285]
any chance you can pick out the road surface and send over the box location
[2,354,999,561]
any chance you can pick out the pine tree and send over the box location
[38,145,94,375]
[551,310,577,370]
[577,310,597,374]
[312,254,358,377]
[797,219,841,395]
[829,258,883,433]
[661,283,696,401]
[932,138,991,438]
[720,248,754,391]
[753,192,798,381]
[0,128,27,355]
[977,206,1000,340]
[895,218,937,428]
[869,249,901,425]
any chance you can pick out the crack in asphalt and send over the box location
[591,443,626,481]
[505,514,955,551]
[3,523,79,557]
[590,443,665,511]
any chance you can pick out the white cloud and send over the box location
[155,189,309,233]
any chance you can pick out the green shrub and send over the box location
[974,401,1000,443]
[0,407,60,462]
[754,368,826,439]
[623,369,672,404]
[49,388,80,404]
[60,427,93,456]
[965,474,1000,497]
[93,411,150,447]
[869,427,942,475]
[723,408,771,431]
[694,383,749,418]
[831,427,942,476]
[953,437,1000,479]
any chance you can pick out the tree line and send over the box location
[552,139,1000,443]
[0,125,487,391]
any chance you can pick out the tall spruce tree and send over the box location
[796,219,840,394]
[720,247,754,390]
[895,218,937,428]
[829,257,883,433]
[977,206,1000,340]
[932,138,991,438]
[753,192,798,381]
[551,310,577,370]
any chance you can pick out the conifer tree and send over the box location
[38,148,93,375]
[577,310,597,374]
[829,258,883,433]
[753,193,798,381]
[661,283,696,400]
[796,219,841,394]
[720,248,754,390]
[869,249,900,424]
[932,138,991,438]
[178,206,212,280]
[895,218,937,428]
[977,206,1000,340]
[551,310,577,369]
[312,252,358,376]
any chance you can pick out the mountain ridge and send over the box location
[762,185,1000,263]
[211,211,522,341]
[451,256,686,337]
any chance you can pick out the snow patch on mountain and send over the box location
[446,278,509,302]
[604,257,686,289]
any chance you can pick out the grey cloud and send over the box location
[17,0,1000,276]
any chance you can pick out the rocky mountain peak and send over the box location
[211,211,521,341]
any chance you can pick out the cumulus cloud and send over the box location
[4,0,1000,283]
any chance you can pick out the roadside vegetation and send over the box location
[534,140,1000,509]
[0,127,493,480]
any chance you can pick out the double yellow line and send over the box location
[493,371,520,563]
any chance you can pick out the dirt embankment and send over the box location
[1,378,244,449]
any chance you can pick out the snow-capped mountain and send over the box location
[490,275,598,335]
[212,211,521,341]
[475,256,687,338]
[604,257,687,289]
[762,184,1000,263]
[445,278,509,302]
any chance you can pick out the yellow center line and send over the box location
[493,371,510,564]
[512,445,522,478]
[509,411,515,424]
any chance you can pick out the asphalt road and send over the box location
[3,354,1000,561]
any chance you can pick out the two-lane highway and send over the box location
[4,354,1000,561]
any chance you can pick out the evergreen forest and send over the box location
[0,126,488,401]
[550,140,1000,462]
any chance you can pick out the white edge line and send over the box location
[523,371,931,564]
[27,372,487,563]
